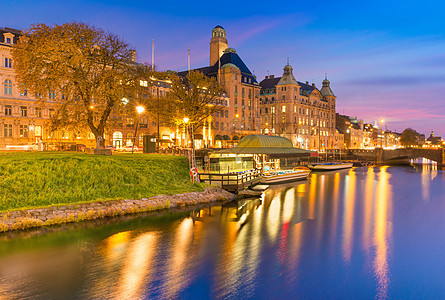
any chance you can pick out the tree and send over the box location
[168,70,224,148]
[400,128,419,147]
[13,22,140,148]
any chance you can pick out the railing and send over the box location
[198,169,262,192]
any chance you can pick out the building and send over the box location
[259,65,336,151]
[0,27,84,149]
[178,25,261,147]
[336,114,364,149]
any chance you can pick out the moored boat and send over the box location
[307,162,353,171]
[261,167,311,184]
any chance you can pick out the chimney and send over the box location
[265,75,269,79]
[270,75,274,79]
[129,50,136,62]
[306,81,309,85]
[312,83,315,87]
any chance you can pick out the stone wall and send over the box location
[0,187,235,232]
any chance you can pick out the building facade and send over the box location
[259,65,336,151]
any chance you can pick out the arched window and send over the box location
[4,80,12,95]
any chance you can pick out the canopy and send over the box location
[215,135,315,158]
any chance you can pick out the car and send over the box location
[122,145,140,152]
[5,144,38,151]
[105,145,116,150]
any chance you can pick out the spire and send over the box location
[276,63,299,86]
[287,57,289,65]
[320,74,335,97]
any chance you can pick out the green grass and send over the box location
[0,152,203,212]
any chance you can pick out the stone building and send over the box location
[179,25,261,148]
[336,114,364,149]
[258,64,336,151]
[0,27,84,149]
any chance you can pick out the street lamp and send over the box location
[132,105,145,153]
[183,117,189,147]
[380,118,384,148]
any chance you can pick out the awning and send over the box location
[232,135,240,140]
[223,135,231,140]
[215,135,223,140]
[213,135,316,157]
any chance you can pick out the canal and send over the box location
[0,165,445,299]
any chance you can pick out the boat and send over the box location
[307,162,353,171]
[261,167,311,184]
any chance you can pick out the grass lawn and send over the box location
[0,152,203,212]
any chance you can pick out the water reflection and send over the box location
[1,166,444,299]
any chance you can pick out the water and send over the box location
[1,165,445,299]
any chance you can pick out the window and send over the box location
[19,125,28,138]
[5,105,12,115]
[225,110,228,118]
[242,88,245,98]
[5,58,12,68]
[6,38,11,44]
[271,107,275,113]
[282,105,286,113]
[49,108,55,117]
[282,116,286,123]
[20,106,27,117]
[248,89,252,99]
[4,124,12,137]
[140,80,148,87]
[35,107,42,118]
[234,85,238,96]
[4,80,12,95]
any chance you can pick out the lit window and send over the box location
[282,105,286,112]
[49,109,55,117]
[19,124,28,138]
[35,108,42,118]
[140,80,148,87]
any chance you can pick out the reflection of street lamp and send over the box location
[132,105,145,153]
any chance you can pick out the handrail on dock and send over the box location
[198,169,262,192]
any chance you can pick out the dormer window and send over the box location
[3,33,14,44]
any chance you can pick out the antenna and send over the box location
[187,46,190,73]
[151,39,155,71]
[287,57,289,65]
[325,73,327,80]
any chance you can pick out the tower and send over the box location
[210,25,228,66]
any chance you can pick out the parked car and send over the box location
[122,145,139,152]
[105,145,116,150]
[5,144,38,151]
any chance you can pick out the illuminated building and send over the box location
[259,66,337,151]
[178,25,261,147]
[0,27,89,149]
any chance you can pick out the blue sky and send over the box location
[4,0,445,136]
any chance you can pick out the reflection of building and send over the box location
[259,67,336,151]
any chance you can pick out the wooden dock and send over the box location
[198,169,262,192]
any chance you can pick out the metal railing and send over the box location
[198,169,262,192]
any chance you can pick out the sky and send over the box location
[3,0,445,137]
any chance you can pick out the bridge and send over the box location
[348,148,445,166]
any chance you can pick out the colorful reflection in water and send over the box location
[0,166,445,299]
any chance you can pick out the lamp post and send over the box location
[380,118,384,148]
[132,105,145,153]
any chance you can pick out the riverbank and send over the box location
[0,186,235,232]
[0,152,203,211]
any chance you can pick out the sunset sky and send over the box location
[4,0,445,136]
